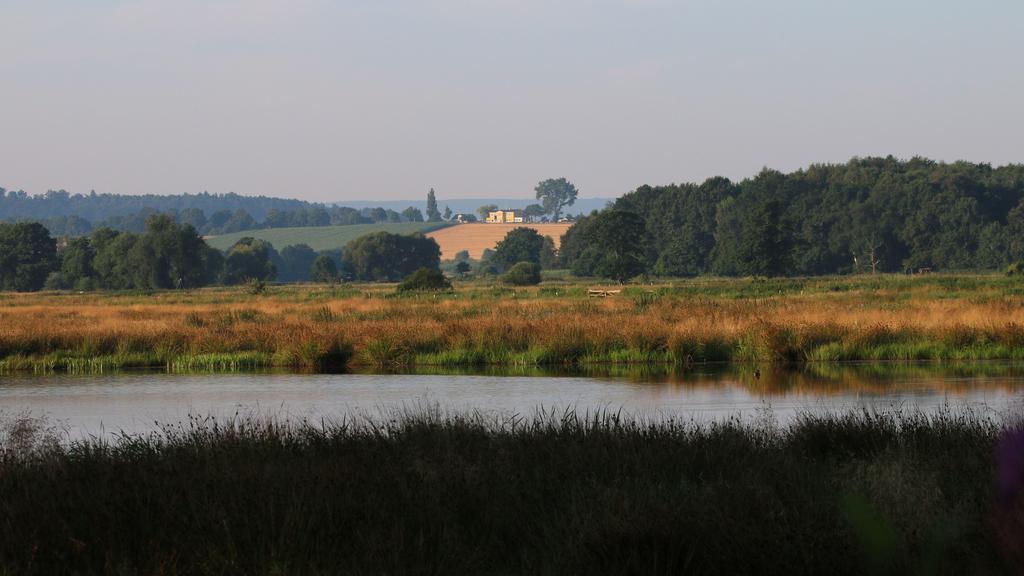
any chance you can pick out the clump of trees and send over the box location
[341,232,441,281]
[37,215,223,291]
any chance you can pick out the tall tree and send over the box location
[0,222,57,292]
[491,228,547,270]
[426,188,442,222]
[535,178,579,220]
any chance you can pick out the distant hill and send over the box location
[205,222,453,252]
[0,189,312,222]
[332,198,614,217]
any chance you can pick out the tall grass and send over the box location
[168,352,273,372]
[0,408,1020,574]
[2,275,1024,372]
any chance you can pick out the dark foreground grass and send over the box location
[1,409,1023,575]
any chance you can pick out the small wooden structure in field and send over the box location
[587,288,621,298]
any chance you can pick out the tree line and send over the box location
[0,189,309,222]
[0,217,443,292]
[562,157,1024,279]
[0,214,562,292]
[2,204,434,237]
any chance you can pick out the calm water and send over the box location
[3,365,1024,438]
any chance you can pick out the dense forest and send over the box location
[562,157,1024,278]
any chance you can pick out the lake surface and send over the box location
[3,364,1024,439]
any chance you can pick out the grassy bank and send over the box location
[2,274,1024,373]
[0,409,1021,574]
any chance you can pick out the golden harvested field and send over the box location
[426,223,574,259]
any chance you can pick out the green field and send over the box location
[205,222,453,252]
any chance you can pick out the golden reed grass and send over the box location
[1,276,1023,371]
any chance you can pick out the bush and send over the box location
[1007,261,1023,276]
[245,278,267,295]
[502,262,542,286]
[397,267,452,292]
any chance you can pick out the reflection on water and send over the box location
[400,362,1024,394]
[1,363,1023,438]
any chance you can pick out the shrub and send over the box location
[397,267,452,292]
[245,278,267,295]
[502,262,542,286]
[1007,261,1023,277]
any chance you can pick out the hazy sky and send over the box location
[1,1,1022,202]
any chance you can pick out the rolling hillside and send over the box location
[426,223,573,259]
[206,221,575,259]
[206,222,452,252]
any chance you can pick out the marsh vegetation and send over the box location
[1,274,1024,373]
